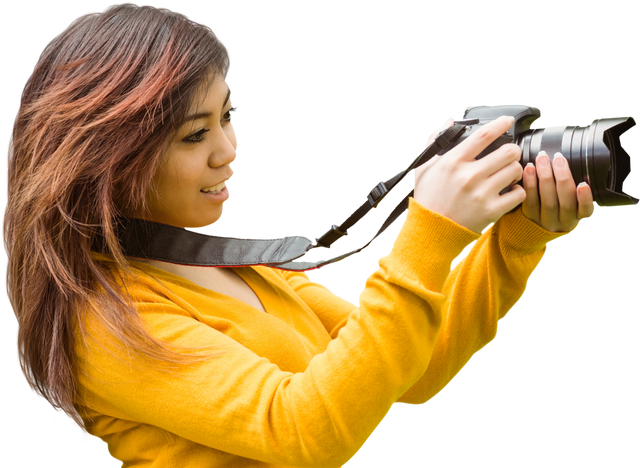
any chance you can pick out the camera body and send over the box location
[439,105,637,207]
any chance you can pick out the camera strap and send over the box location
[116,123,467,271]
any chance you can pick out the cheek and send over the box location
[154,157,202,197]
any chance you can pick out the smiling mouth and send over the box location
[200,181,229,194]
[200,183,232,203]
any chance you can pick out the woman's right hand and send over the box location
[414,115,527,234]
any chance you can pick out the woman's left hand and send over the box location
[521,151,595,232]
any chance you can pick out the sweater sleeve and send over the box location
[280,271,355,339]
[398,206,568,404]
[77,200,478,468]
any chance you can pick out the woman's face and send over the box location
[143,76,237,228]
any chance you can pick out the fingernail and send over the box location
[553,153,566,167]
[525,162,535,175]
[578,182,588,188]
[537,153,549,166]
[537,150,547,156]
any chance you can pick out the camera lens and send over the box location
[516,117,637,206]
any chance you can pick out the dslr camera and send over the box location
[439,105,637,206]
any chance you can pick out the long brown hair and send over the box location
[4,4,229,426]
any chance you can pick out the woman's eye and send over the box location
[224,104,240,122]
[181,108,236,143]
[183,128,210,144]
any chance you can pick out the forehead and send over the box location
[189,77,230,113]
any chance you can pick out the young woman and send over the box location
[5,4,595,467]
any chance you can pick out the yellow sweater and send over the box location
[78,200,564,467]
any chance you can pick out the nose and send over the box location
[208,126,236,168]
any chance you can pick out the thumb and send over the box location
[411,113,456,188]
[421,113,456,151]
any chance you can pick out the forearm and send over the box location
[398,207,566,404]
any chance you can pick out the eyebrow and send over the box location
[182,88,231,123]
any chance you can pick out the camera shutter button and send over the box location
[454,119,480,125]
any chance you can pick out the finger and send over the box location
[552,153,578,226]
[577,182,595,219]
[478,143,522,177]
[521,162,540,224]
[500,184,527,213]
[411,113,456,188]
[536,151,559,229]
[422,113,456,151]
[448,115,515,162]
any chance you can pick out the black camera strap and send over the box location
[116,124,467,271]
